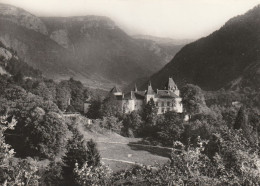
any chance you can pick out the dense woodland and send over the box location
[0,41,260,185]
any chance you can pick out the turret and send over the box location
[145,81,155,102]
[110,86,123,96]
[166,77,180,96]
[134,84,138,92]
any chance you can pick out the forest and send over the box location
[0,49,260,185]
[0,37,259,185]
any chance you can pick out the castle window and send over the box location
[162,102,164,107]
[167,102,171,106]
[156,102,158,106]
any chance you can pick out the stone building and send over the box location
[110,77,183,114]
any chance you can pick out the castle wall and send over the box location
[134,100,144,111]
[122,99,135,113]
[120,96,183,114]
[113,77,183,115]
[174,97,183,113]
[154,98,177,114]
[146,95,155,103]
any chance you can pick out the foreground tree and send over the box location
[62,128,89,185]
[85,139,101,167]
[1,85,69,159]
[142,98,157,126]
[62,127,101,185]
[74,162,111,186]
[181,84,206,118]
[122,111,142,137]
[0,115,40,185]
[157,111,184,145]
[87,99,102,119]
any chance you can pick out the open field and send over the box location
[78,123,171,172]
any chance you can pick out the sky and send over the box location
[0,0,260,39]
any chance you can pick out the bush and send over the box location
[74,162,112,186]
[0,115,40,185]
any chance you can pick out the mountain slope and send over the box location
[0,41,41,78]
[147,5,260,91]
[41,16,167,84]
[0,3,173,90]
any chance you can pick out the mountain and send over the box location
[145,5,260,91]
[133,35,193,45]
[0,40,41,78]
[132,35,190,66]
[0,3,173,90]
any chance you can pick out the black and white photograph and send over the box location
[0,0,260,185]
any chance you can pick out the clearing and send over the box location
[78,123,171,172]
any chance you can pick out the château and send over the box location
[110,77,183,114]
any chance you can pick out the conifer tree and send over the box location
[234,106,248,130]
[62,128,88,185]
[62,127,101,185]
[86,139,100,167]
[87,99,102,119]
[142,98,158,126]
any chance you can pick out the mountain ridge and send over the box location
[143,4,260,91]
[0,3,181,90]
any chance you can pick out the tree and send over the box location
[62,128,89,185]
[101,94,121,118]
[56,81,71,111]
[86,139,100,167]
[142,98,158,126]
[74,162,111,186]
[181,84,206,118]
[122,111,142,137]
[100,116,121,133]
[2,85,69,158]
[31,81,54,101]
[204,128,260,185]
[68,78,85,112]
[13,71,24,85]
[140,99,158,136]
[40,161,64,186]
[0,115,40,185]
[157,111,184,145]
[87,99,102,119]
[234,106,248,130]
[62,126,101,185]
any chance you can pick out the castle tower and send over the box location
[145,81,155,102]
[166,77,180,96]
[110,85,123,96]
[134,84,138,92]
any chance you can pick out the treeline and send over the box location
[1,42,260,184]
[87,84,260,147]
[82,84,260,185]
[1,71,260,185]
[0,72,106,185]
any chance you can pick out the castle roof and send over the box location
[110,86,122,93]
[134,84,138,92]
[156,90,179,98]
[146,81,155,95]
[124,91,145,100]
[165,77,177,90]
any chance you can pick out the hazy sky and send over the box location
[0,0,260,39]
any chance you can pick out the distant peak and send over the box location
[0,3,48,35]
